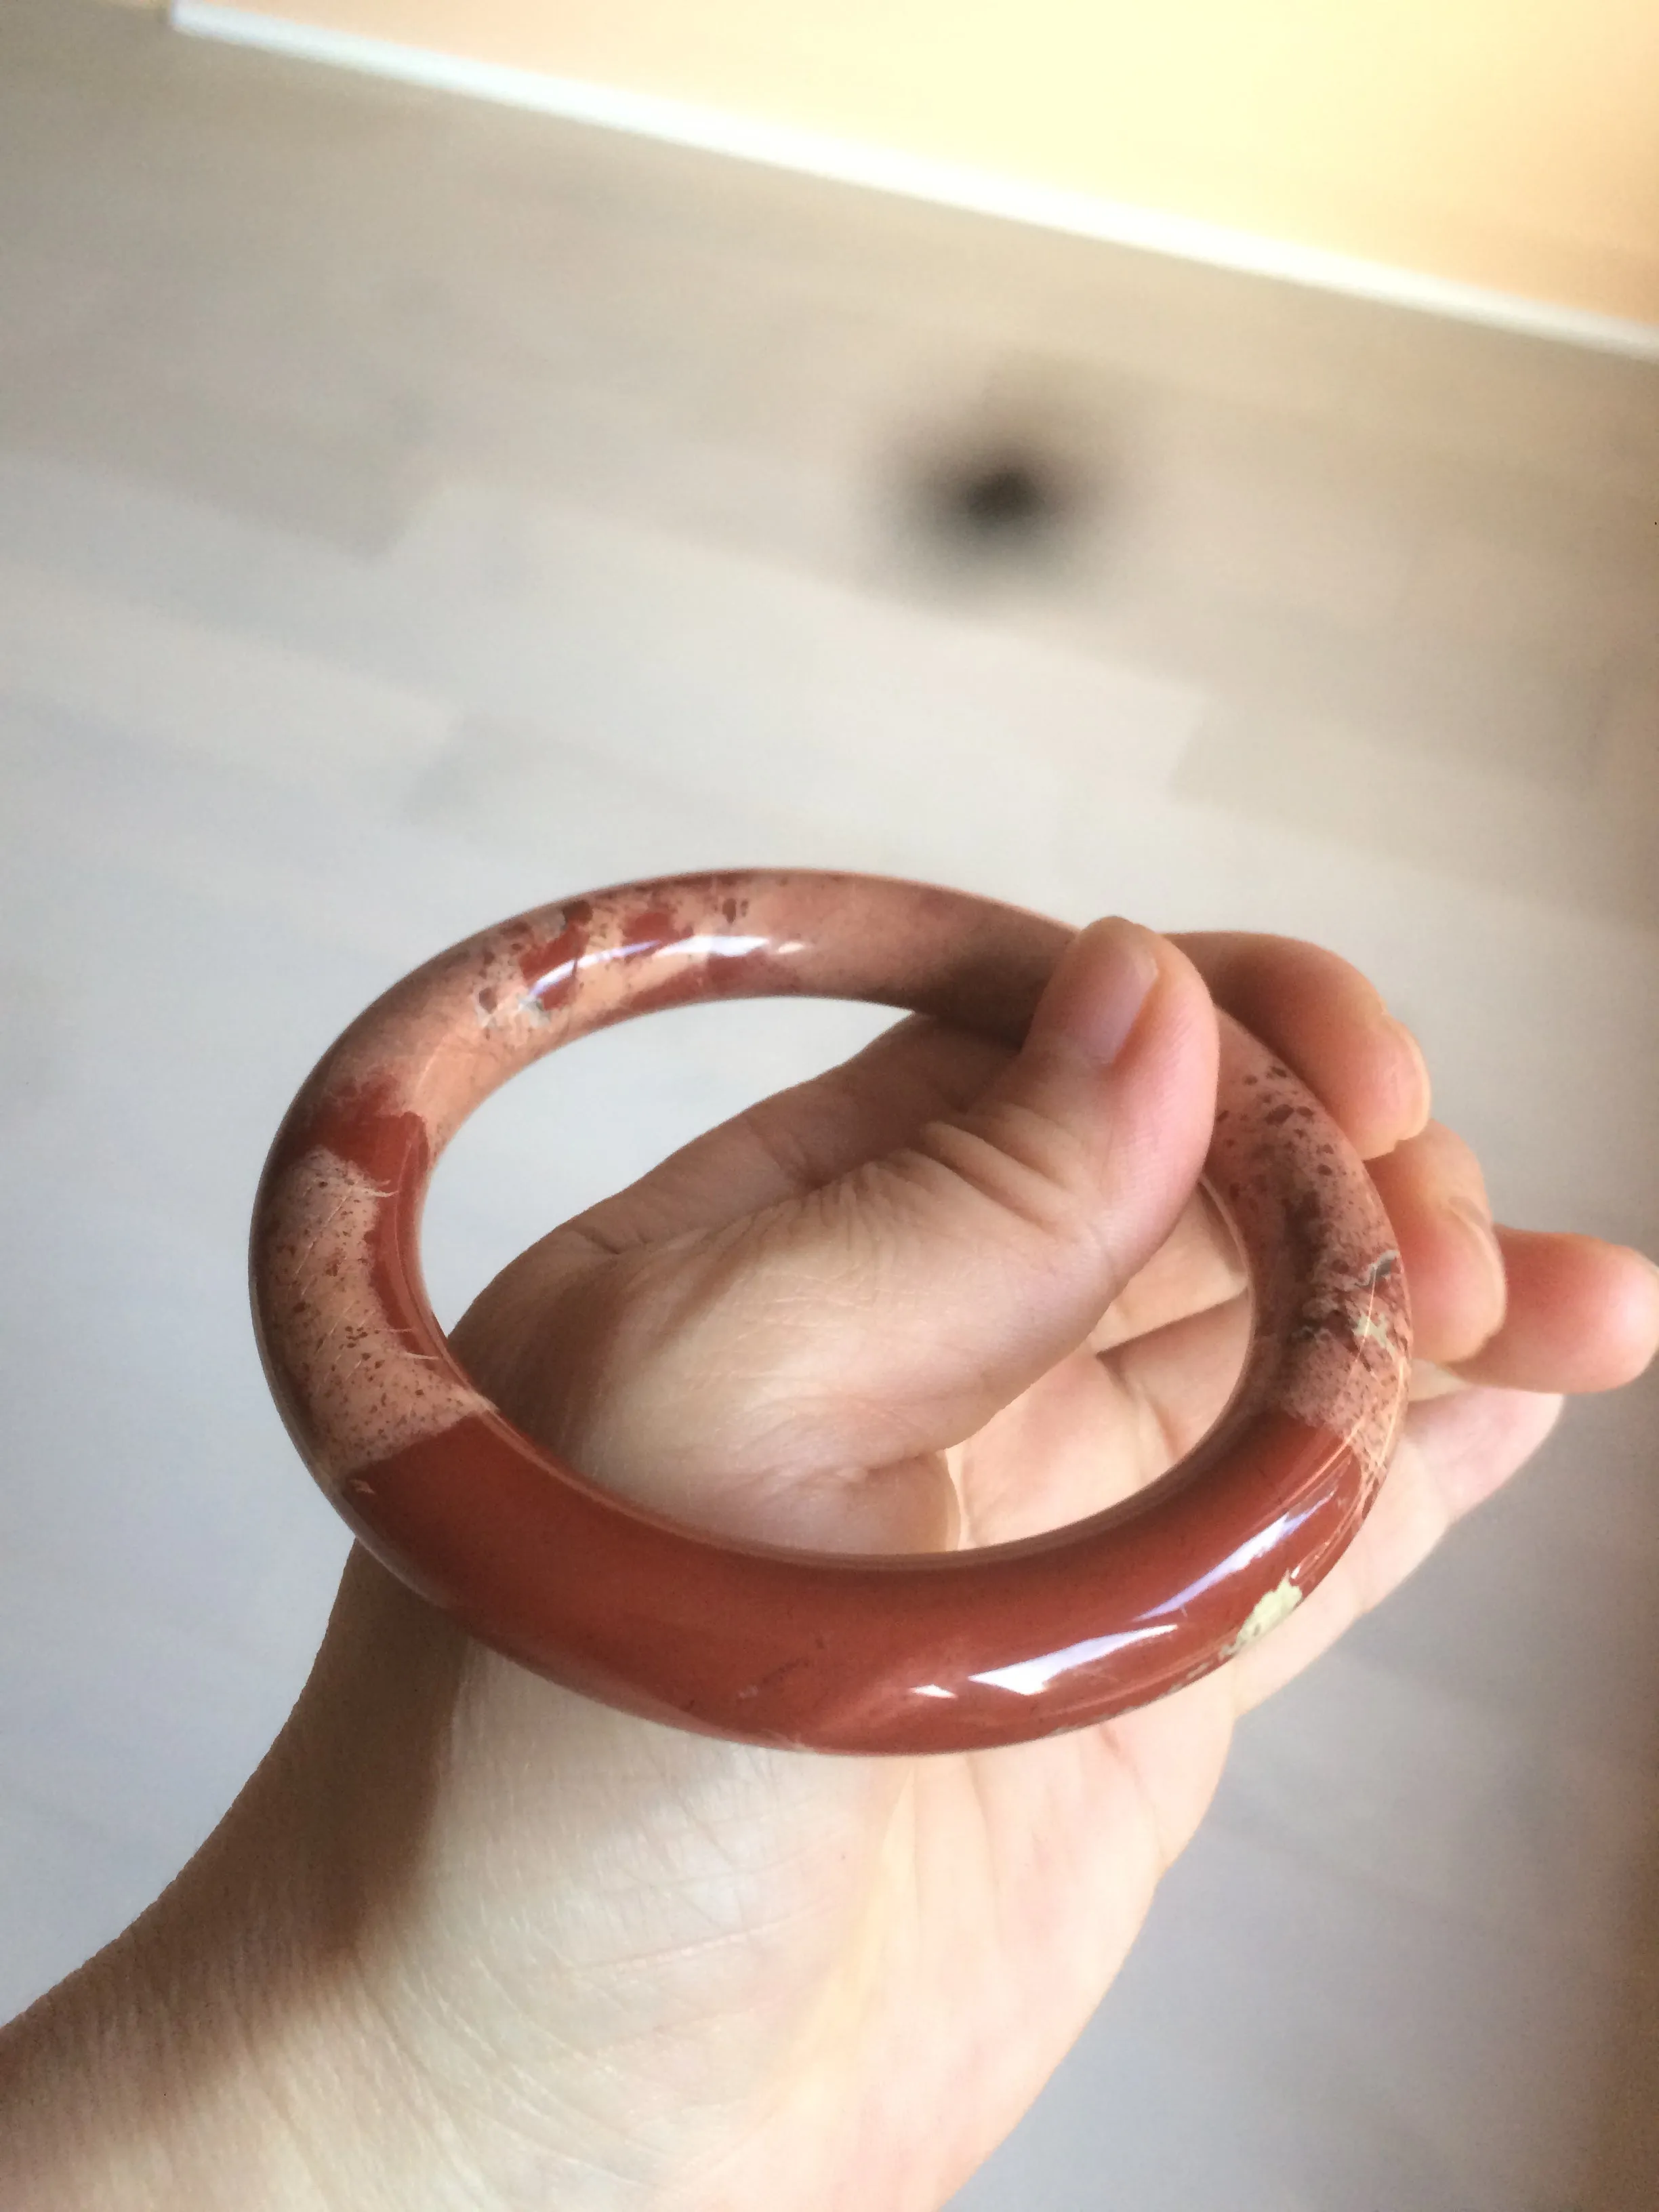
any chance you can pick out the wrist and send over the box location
[0,1565,689,2212]
[0,1746,412,2212]
[0,1645,510,2212]
[1,1542,895,2212]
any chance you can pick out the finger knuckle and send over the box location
[910,1101,1103,1246]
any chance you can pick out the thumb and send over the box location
[464,921,1219,1551]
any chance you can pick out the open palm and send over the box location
[262,923,1656,2212]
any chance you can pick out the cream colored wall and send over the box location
[202,0,1659,325]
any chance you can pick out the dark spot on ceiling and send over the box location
[924,446,1078,552]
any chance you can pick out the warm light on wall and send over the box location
[176,0,1659,331]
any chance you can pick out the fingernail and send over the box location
[1385,1017,1432,1136]
[1446,1193,1507,1311]
[1032,918,1161,1067]
[1410,1357,1466,1401]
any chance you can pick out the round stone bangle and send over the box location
[250,871,1410,1755]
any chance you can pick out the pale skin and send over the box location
[4,922,1657,2212]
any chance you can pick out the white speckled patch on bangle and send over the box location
[1208,1025,1412,1492]
[260,1147,489,1478]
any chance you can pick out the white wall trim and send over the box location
[171,1,1659,363]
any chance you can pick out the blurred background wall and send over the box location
[182,0,1659,325]
[6,5,1659,2209]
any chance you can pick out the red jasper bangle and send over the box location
[250,871,1410,1755]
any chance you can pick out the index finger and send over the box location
[1171,931,1431,1160]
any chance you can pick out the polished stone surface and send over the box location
[250,872,1409,1750]
[3,3,1658,2205]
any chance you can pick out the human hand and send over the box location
[9,922,1655,2212]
